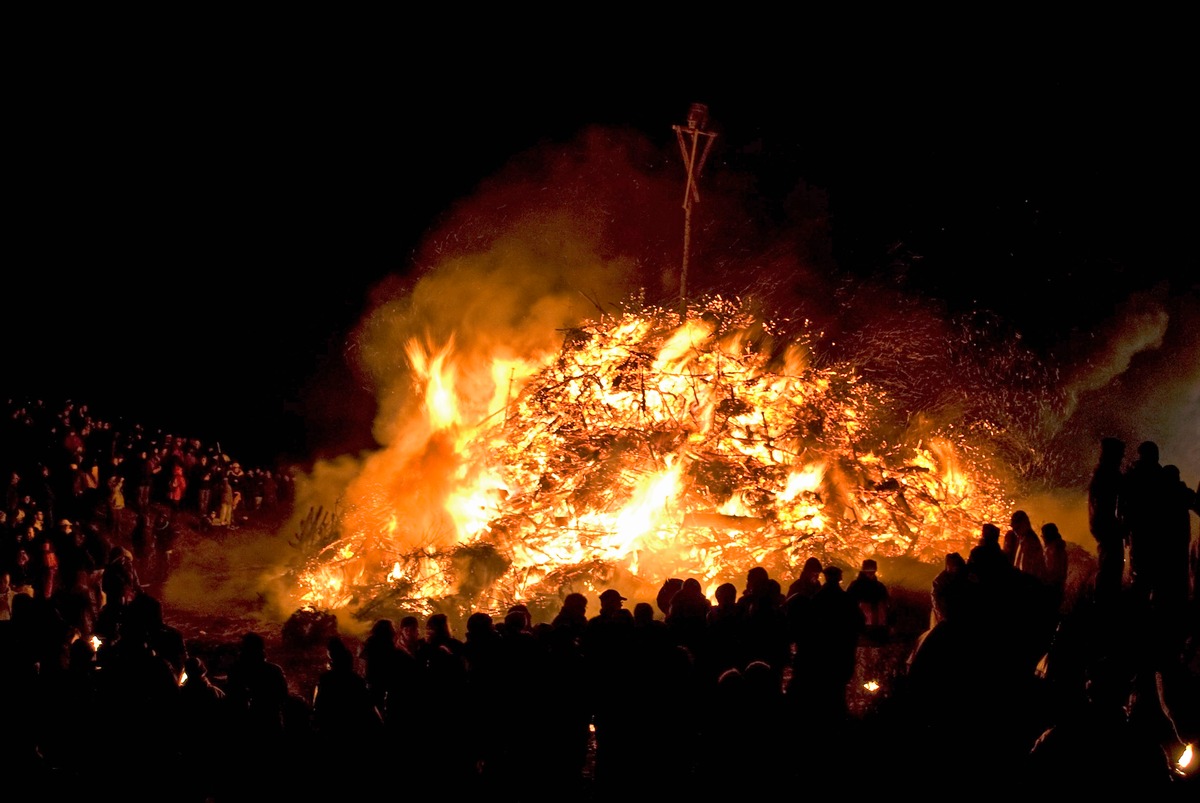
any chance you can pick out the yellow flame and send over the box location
[408,338,459,430]
[446,475,510,540]
[780,463,825,501]
[654,318,715,371]
[612,462,683,547]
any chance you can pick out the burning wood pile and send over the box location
[290,296,1012,622]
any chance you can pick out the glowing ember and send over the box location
[292,297,1012,618]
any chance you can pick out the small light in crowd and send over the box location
[863,680,880,693]
[90,635,102,651]
[1175,743,1194,776]
[179,671,188,687]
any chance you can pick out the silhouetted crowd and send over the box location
[2,399,1198,801]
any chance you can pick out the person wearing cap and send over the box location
[581,590,634,793]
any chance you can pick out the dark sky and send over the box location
[7,46,1195,469]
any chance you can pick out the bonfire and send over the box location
[287,294,1014,624]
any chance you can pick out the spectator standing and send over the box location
[807,565,865,725]
[846,558,890,643]
[1121,441,1169,610]
[311,635,384,764]
[214,476,235,528]
[1009,510,1047,583]
[1160,465,1197,618]
[132,450,158,513]
[1088,436,1128,605]
[930,551,971,627]
[359,618,401,719]
[1040,523,1069,617]
[190,454,213,517]
[105,474,126,539]
[223,631,295,799]
[4,472,23,522]
[260,470,278,514]
[166,464,187,518]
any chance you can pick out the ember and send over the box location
[289,295,1013,621]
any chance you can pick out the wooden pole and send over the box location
[673,103,717,319]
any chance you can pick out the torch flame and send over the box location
[1178,743,1194,775]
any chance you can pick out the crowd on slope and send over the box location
[1,398,1198,801]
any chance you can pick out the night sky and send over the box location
[7,46,1195,472]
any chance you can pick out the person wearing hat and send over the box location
[597,588,628,611]
[582,588,632,666]
[581,590,634,792]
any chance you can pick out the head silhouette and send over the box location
[714,582,737,606]
[369,618,396,642]
[1100,437,1125,463]
[466,612,494,637]
[745,566,769,594]
[240,632,266,661]
[327,636,354,671]
[633,602,656,625]
[426,613,452,640]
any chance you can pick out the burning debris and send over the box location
[289,295,1013,623]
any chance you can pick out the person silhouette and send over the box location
[1026,657,1175,793]
[359,618,400,720]
[807,566,864,726]
[930,551,971,627]
[1159,464,1198,632]
[311,635,383,762]
[1040,523,1069,617]
[1008,510,1047,584]
[1087,436,1127,605]
[1121,440,1168,610]
[224,629,291,778]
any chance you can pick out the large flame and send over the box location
[292,296,1012,617]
